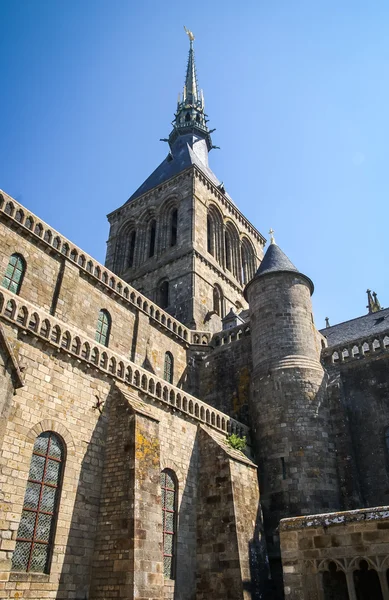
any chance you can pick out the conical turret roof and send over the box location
[245,241,314,297]
[255,243,299,278]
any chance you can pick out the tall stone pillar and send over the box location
[245,241,339,591]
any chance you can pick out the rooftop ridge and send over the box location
[320,306,389,335]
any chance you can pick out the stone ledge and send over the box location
[280,505,389,531]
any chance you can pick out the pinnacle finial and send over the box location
[325,317,330,328]
[184,26,195,42]
[269,228,276,245]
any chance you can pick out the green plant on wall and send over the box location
[226,433,247,452]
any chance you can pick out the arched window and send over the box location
[164,352,173,383]
[241,238,256,284]
[95,309,111,347]
[354,560,383,600]
[11,432,65,573]
[322,562,348,599]
[2,253,25,294]
[161,469,177,579]
[158,280,169,309]
[225,231,232,271]
[207,216,213,254]
[213,285,223,317]
[149,220,157,258]
[128,231,136,268]
[170,210,178,247]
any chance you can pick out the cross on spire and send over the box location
[269,228,276,245]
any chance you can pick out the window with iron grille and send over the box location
[2,253,25,294]
[11,432,65,573]
[164,352,173,384]
[95,309,111,346]
[161,469,177,579]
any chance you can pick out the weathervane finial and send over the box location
[184,26,195,42]
[269,228,276,245]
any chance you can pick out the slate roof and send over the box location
[320,308,389,348]
[126,134,233,204]
[251,243,314,293]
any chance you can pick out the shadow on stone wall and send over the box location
[174,433,199,600]
[55,381,111,600]
[242,501,276,600]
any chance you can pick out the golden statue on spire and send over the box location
[184,26,195,42]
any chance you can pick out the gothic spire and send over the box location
[183,26,199,105]
[168,28,213,152]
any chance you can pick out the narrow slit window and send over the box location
[149,220,157,257]
[161,469,177,579]
[159,280,169,309]
[164,352,173,383]
[170,210,178,247]
[2,253,25,295]
[128,231,136,267]
[95,309,111,347]
[11,432,65,573]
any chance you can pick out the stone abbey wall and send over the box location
[324,345,389,511]
[0,191,259,599]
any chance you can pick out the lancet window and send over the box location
[11,432,65,573]
[95,309,111,347]
[161,469,177,579]
[2,253,26,295]
[213,285,223,317]
[241,237,256,284]
[128,230,136,268]
[149,220,157,257]
[158,280,169,309]
[164,352,174,383]
[170,209,178,247]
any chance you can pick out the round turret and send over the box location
[245,241,339,593]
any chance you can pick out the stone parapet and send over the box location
[0,286,248,439]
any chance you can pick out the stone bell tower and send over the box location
[245,234,339,589]
[105,30,264,331]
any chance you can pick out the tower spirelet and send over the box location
[168,28,214,152]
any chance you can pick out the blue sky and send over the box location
[1,0,388,328]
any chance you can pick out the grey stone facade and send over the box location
[0,34,389,600]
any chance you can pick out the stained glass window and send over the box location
[95,309,111,346]
[12,432,64,573]
[164,352,173,384]
[161,469,177,579]
[2,254,25,295]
